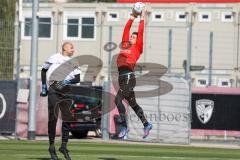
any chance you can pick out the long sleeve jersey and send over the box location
[117,19,144,71]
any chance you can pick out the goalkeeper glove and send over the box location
[40,84,48,97]
[53,79,71,92]
[63,79,71,85]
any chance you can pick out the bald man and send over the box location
[40,42,80,160]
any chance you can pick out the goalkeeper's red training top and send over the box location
[117,19,144,71]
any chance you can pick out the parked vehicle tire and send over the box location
[71,130,88,139]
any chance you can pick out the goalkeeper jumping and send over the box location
[115,7,152,139]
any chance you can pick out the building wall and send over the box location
[20,2,240,87]
[117,0,240,3]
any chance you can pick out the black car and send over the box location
[67,84,103,138]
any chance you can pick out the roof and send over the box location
[192,87,240,95]
[117,0,240,3]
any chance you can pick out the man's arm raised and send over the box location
[137,8,147,54]
[121,15,135,49]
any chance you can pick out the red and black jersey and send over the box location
[117,19,144,71]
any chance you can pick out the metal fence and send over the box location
[0,20,15,80]
[16,17,240,88]
[125,74,190,144]
[2,12,240,142]
[17,20,192,81]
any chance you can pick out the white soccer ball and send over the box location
[132,2,145,16]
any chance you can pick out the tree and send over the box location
[0,0,16,20]
[0,0,16,80]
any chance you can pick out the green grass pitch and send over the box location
[0,140,240,160]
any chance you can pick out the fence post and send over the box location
[186,12,193,144]
[14,1,21,88]
[14,0,22,140]
[108,26,113,81]
[157,80,161,141]
[28,0,39,140]
[102,81,110,140]
[208,32,213,86]
[236,12,240,87]
[102,25,113,140]
[168,29,173,73]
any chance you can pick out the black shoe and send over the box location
[48,145,58,160]
[59,146,71,160]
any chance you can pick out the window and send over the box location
[221,12,233,22]
[67,19,79,38]
[39,18,51,37]
[82,17,94,39]
[176,11,187,22]
[64,15,95,40]
[23,17,52,39]
[195,77,218,87]
[24,18,31,37]
[218,78,231,87]
[196,78,207,87]
[152,12,164,22]
[107,12,119,21]
[199,12,211,22]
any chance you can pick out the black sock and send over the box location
[61,142,67,148]
[49,143,55,148]
[49,140,54,146]
[115,94,127,127]
[119,113,127,127]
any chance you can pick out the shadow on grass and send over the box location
[27,158,63,160]
[98,158,120,160]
